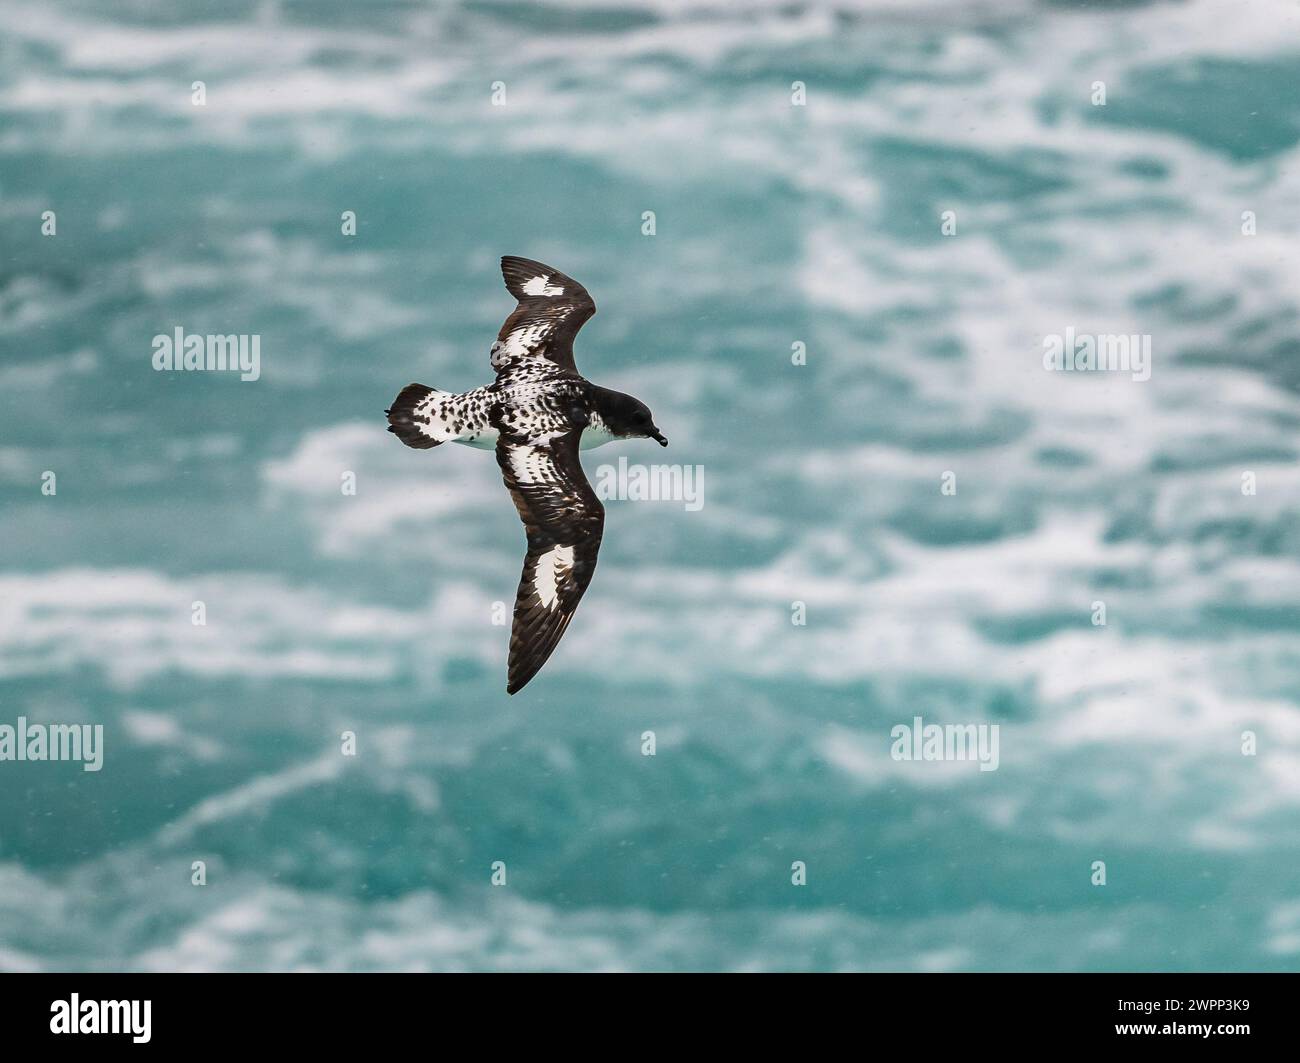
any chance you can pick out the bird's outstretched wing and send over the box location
[495,427,604,694]
[490,256,596,375]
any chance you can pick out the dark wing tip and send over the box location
[501,254,548,272]
[505,601,576,696]
[501,254,552,274]
[499,256,591,306]
[501,256,552,297]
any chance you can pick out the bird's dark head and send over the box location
[594,387,667,446]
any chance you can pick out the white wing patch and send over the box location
[533,544,575,609]
[499,321,554,360]
[507,444,554,486]
[522,274,565,296]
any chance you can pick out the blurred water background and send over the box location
[2,0,1300,971]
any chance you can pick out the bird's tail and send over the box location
[385,383,450,449]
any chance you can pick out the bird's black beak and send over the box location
[650,427,668,447]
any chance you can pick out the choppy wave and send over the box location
[1,0,1299,970]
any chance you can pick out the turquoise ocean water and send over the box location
[2,0,1300,971]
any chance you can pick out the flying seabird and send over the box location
[385,256,668,694]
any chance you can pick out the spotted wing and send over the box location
[495,428,604,694]
[490,256,596,375]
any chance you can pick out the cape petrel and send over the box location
[385,256,667,694]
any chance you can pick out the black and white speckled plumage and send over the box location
[385,256,667,694]
[385,383,496,449]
